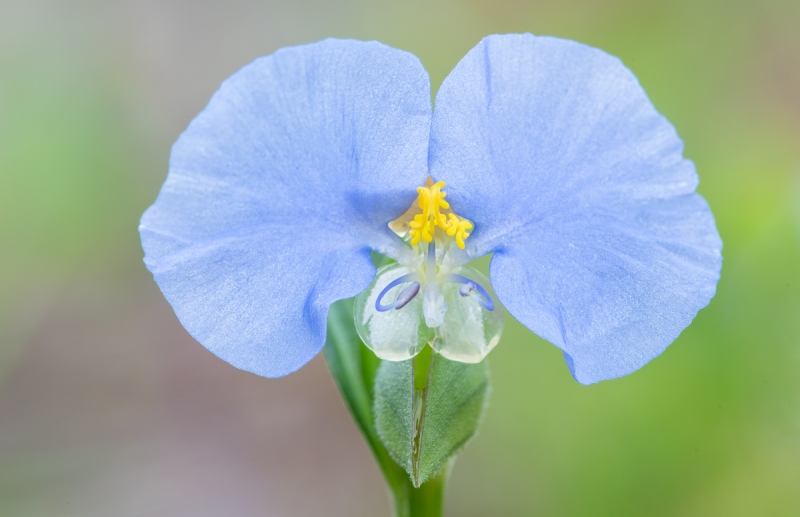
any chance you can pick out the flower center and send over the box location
[376,180,495,327]
[353,178,504,363]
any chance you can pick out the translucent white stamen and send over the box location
[423,282,447,328]
[421,241,447,327]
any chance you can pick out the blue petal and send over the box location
[430,34,722,384]
[140,39,431,377]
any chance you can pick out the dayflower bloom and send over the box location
[140,34,721,385]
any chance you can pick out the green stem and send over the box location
[391,465,447,517]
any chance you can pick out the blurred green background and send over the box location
[1,0,798,515]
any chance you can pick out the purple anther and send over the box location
[375,273,421,312]
[459,282,477,297]
[445,273,495,311]
[394,282,421,310]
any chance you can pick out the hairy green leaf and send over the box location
[374,347,490,486]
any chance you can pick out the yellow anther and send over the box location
[406,181,473,249]
[448,214,474,249]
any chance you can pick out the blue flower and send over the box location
[139,34,721,385]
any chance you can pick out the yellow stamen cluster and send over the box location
[408,181,473,249]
